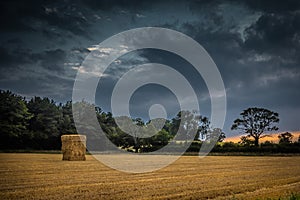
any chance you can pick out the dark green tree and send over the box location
[239,135,255,146]
[131,117,144,153]
[27,97,62,149]
[151,129,172,146]
[196,116,210,141]
[110,116,174,153]
[59,101,76,135]
[207,128,226,142]
[171,111,209,142]
[162,119,172,133]
[0,90,32,149]
[141,129,172,152]
[111,116,142,153]
[278,132,293,144]
[169,112,181,137]
[231,107,279,146]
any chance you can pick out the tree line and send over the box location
[1,90,299,153]
[0,90,222,151]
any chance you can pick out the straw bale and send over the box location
[61,135,86,161]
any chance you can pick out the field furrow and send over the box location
[0,154,299,200]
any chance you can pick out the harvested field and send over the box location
[0,153,299,200]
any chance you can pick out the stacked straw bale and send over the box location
[61,134,86,161]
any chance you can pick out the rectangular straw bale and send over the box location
[61,135,86,161]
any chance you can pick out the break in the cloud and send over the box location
[0,0,300,135]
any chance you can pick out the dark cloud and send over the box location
[188,0,300,13]
[1,0,300,134]
[244,12,300,52]
[0,47,67,73]
[159,4,300,134]
[241,0,300,13]
[0,73,74,102]
[38,49,67,72]
[80,0,153,11]
[0,46,80,102]
[0,47,35,72]
[0,0,90,37]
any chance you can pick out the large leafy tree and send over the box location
[239,135,255,146]
[171,111,209,141]
[27,97,62,149]
[278,132,293,144]
[59,101,76,135]
[207,128,226,142]
[231,107,279,146]
[109,116,174,153]
[114,117,147,153]
[0,90,32,149]
[196,116,210,141]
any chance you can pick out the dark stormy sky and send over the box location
[1,0,300,136]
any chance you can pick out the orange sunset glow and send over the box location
[225,131,300,143]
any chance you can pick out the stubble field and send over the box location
[0,153,299,200]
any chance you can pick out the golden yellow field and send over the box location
[0,153,299,200]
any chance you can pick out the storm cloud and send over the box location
[0,0,299,135]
